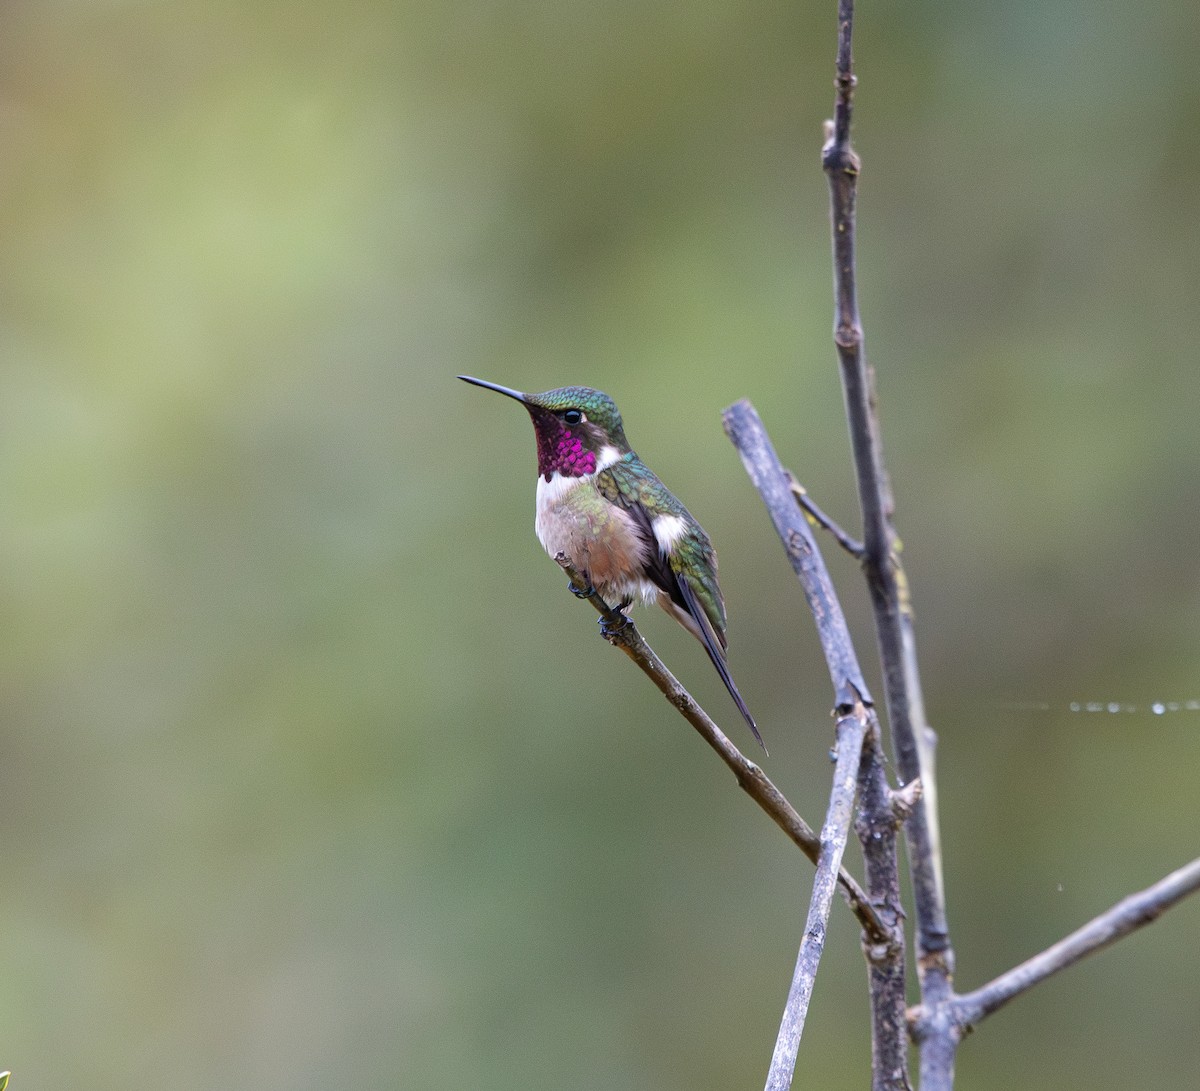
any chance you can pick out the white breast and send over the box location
[533,457,656,605]
[533,443,624,547]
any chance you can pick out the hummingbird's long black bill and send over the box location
[458,375,529,404]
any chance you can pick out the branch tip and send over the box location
[889,778,922,823]
[788,473,866,558]
[938,855,1200,1031]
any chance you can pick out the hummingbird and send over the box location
[459,376,763,749]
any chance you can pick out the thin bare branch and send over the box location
[723,400,909,1089]
[820,6,955,1085]
[723,402,871,712]
[788,474,865,559]
[765,707,870,1091]
[552,551,890,944]
[938,856,1200,1032]
[857,723,913,1091]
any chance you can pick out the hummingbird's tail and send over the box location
[674,577,766,753]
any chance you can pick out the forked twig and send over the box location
[788,473,865,559]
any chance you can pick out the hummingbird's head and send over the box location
[459,377,631,480]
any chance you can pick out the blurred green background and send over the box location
[2,1,1199,1088]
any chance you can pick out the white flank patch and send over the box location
[652,513,688,553]
[596,445,622,471]
[611,576,661,607]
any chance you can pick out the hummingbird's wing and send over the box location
[596,458,763,749]
[594,459,717,625]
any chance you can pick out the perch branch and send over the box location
[551,552,889,944]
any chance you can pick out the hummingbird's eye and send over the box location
[563,409,584,425]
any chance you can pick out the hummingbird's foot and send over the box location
[568,580,597,600]
[599,611,632,638]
